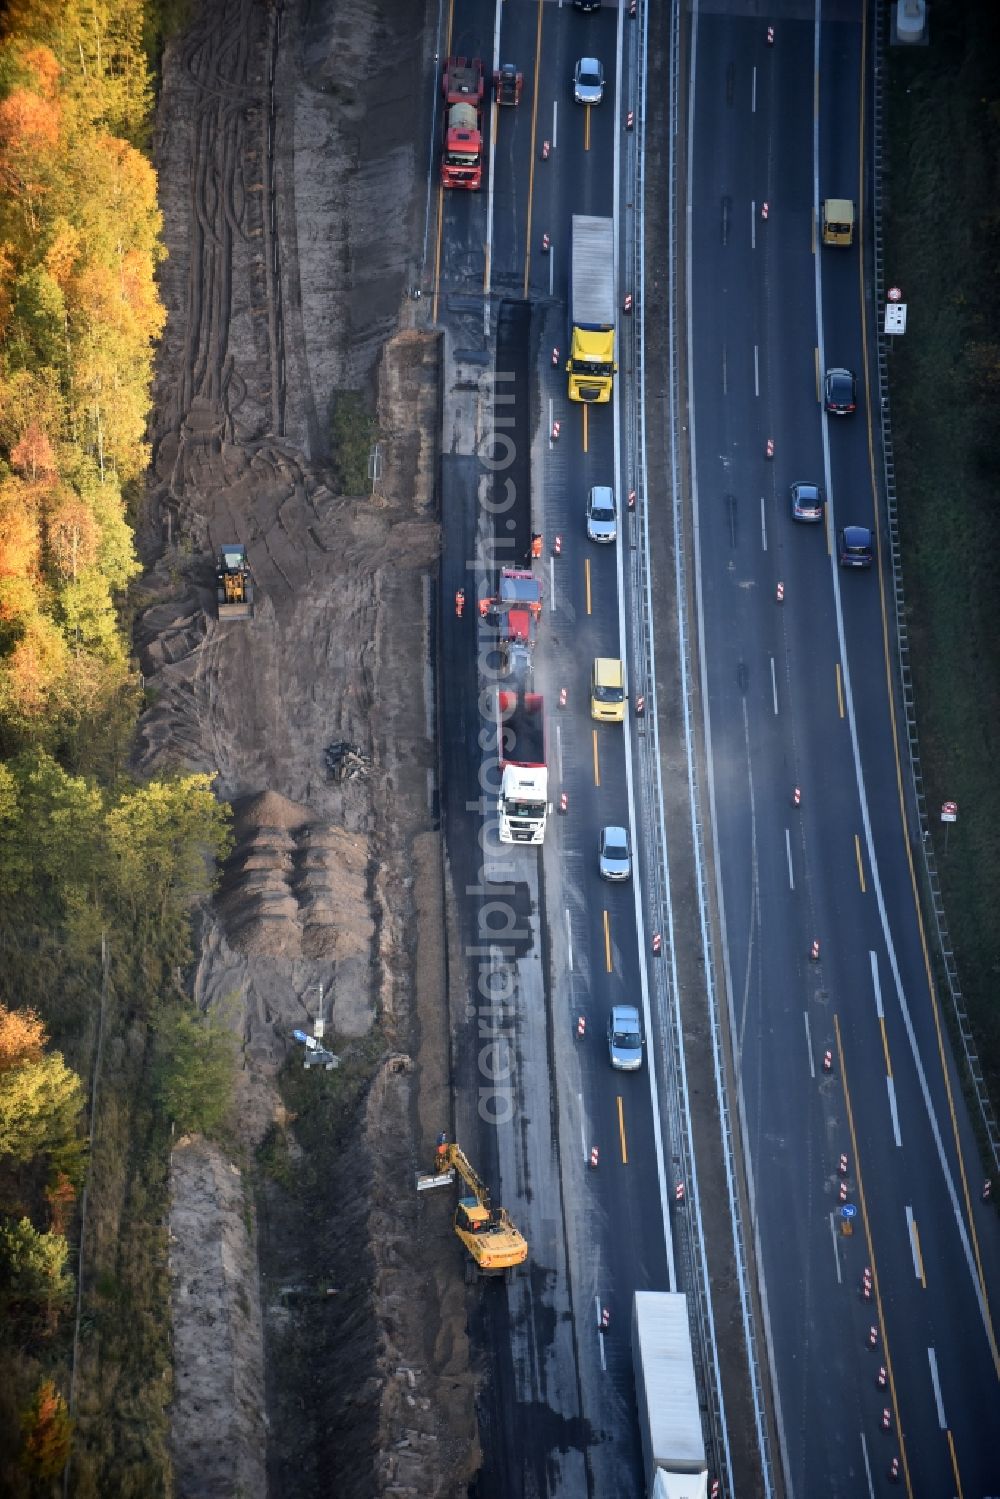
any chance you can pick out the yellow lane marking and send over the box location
[592,729,600,786]
[585,103,591,152]
[483,238,491,293]
[909,1216,926,1289]
[603,910,612,973]
[946,1430,965,1499]
[879,1015,892,1079]
[854,833,866,892]
[835,662,845,718]
[585,557,592,615]
[583,404,589,453]
[815,346,821,402]
[522,0,546,300]
[617,1096,628,1164]
[835,1014,914,1497]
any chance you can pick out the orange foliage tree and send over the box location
[19,1378,73,1477]
[0,1001,45,1072]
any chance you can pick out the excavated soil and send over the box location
[146,0,476,1493]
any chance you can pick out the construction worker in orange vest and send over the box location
[478,595,492,620]
[530,533,542,560]
[454,588,465,617]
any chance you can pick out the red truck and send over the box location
[441,56,484,190]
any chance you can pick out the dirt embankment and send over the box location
[142,0,476,1493]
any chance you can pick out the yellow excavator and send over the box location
[416,1134,528,1281]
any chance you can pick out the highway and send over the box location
[429,0,1000,1496]
[688,4,1000,1496]
[435,2,693,1495]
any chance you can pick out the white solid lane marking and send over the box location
[870,949,884,1018]
[548,395,554,450]
[549,555,555,612]
[770,655,778,715]
[552,99,558,150]
[927,1347,947,1429]
[549,241,554,298]
[785,828,794,890]
[760,496,768,552]
[565,907,573,971]
[905,1205,921,1278]
[886,1076,902,1147]
[752,65,757,114]
[829,1212,842,1284]
[579,1098,586,1164]
[859,1432,875,1498]
[754,344,760,398]
[751,200,757,251]
[555,720,563,782]
[803,1011,815,1079]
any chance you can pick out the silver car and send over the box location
[587,485,616,543]
[608,1005,643,1071]
[599,825,631,881]
[790,482,824,522]
[573,57,605,106]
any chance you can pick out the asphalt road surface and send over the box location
[688,5,1000,1496]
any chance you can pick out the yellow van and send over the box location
[821,199,855,247]
[591,657,625,722]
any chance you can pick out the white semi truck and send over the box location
[496,689,547,844]
[632,1292,709,1499]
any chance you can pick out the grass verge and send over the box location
[885,1,1000,1111]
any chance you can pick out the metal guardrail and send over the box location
[622,4,774,1495]
[871,4,1000,1171]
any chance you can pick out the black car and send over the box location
[573,0,601,9]
[839,525,873,568]
[825,367,857,415]
[790,482,824,523]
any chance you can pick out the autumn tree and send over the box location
[18,1377,73,1477]
[0,78,60,236]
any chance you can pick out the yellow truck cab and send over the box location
[591,657,625,722]
[821,198,855,247]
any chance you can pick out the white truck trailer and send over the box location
[632,1292,709,1499]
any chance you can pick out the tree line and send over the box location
[0,2,228,1491]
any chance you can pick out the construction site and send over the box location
[143,0,482,1493]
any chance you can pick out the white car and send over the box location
[586,486,616,543]
[573,58,605,106]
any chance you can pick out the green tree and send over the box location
[155,1007,237,1137]
[0,1217,73,1314]
[8,751,105,905]
[0,1049,83,1166]
[104,775,232,929]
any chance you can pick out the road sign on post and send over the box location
[884,303,907,336]
[888,286,903,302]
[839,1202,857,1236]
[941,801,958,823]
